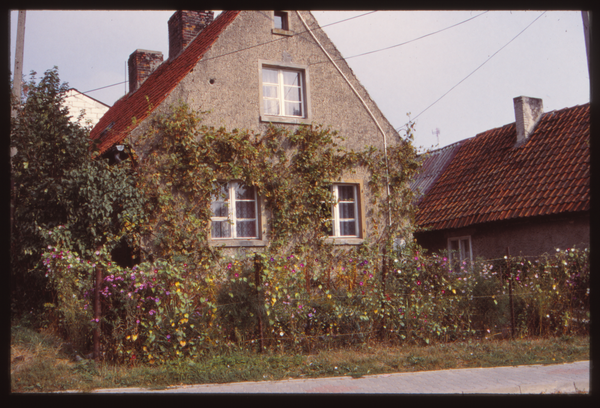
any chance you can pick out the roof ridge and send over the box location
[90,10,241,154]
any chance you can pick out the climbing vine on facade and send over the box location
[132,101,422,272]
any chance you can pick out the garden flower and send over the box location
[359,281,363,286]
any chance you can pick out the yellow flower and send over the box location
[132,334,138,341]
[180,340,186,347]
[175,282,180,287]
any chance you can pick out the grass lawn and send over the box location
[10,323,589,393]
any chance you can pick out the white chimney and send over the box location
[514,96,543,146]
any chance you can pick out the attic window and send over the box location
[259,60,312,124]
[274,11,288,30]
[272,11,292,36]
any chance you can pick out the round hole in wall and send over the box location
[209,78,216,85]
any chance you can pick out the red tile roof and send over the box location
[410,139,468,202]
[415,103,590,231]
[90,11,241,155]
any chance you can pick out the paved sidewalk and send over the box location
[93,360,589,394]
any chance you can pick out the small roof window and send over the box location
[274,11,289,30]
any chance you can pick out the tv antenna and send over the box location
[432,128,440,146]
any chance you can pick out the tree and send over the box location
[10,68,147,321]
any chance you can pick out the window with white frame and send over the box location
[262,67,305,118]
[325,184,360,238]
[211,182,258,239]
[448,236,472,271]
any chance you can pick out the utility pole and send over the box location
[11,10,26,236]
[12,10,26,116]
[581,11,590,79]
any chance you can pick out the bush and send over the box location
[41,241,589,361]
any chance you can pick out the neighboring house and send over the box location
[90,10,399,250]
[63,88,110,127]
[411,96,590,261]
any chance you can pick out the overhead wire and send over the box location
[81,10,485,96]
[404,11,547,130]
[81,11,378,96]
[309,10,489,66]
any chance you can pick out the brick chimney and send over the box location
[168,10,214,60]
[514,96,544,146]
[128,49,164,93]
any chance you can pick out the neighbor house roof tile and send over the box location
[414,103,589,231]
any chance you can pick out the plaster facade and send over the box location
[64,89,109,127]
[124,11,399,249]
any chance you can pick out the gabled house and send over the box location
[90,10,399,250]
[411,96,590,261]
[64,88,110,127]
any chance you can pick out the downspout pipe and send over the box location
[296,11,393,229]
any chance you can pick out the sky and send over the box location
[9,10,590,152]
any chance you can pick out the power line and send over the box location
[310,10,489,66]
[80,11,378,96]
[407,11,547,127]
[82,80,127,94]
[81,10,483,98]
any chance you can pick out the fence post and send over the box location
[94,263,102,361]
[506,247,515,339]
[380,253,388,340]
[254,253,265,353]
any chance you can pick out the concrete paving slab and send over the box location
[86,360,589,394]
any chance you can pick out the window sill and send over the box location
[260,115,311,125]
[272,28,293,36]
[326,237,365,246]
[209,239,268,248]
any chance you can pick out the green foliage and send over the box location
[42,238,589,360]
[134,102,421,265]
[10,67,147,322]
[25,98,589,363]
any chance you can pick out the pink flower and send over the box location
[359,281,363,286]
